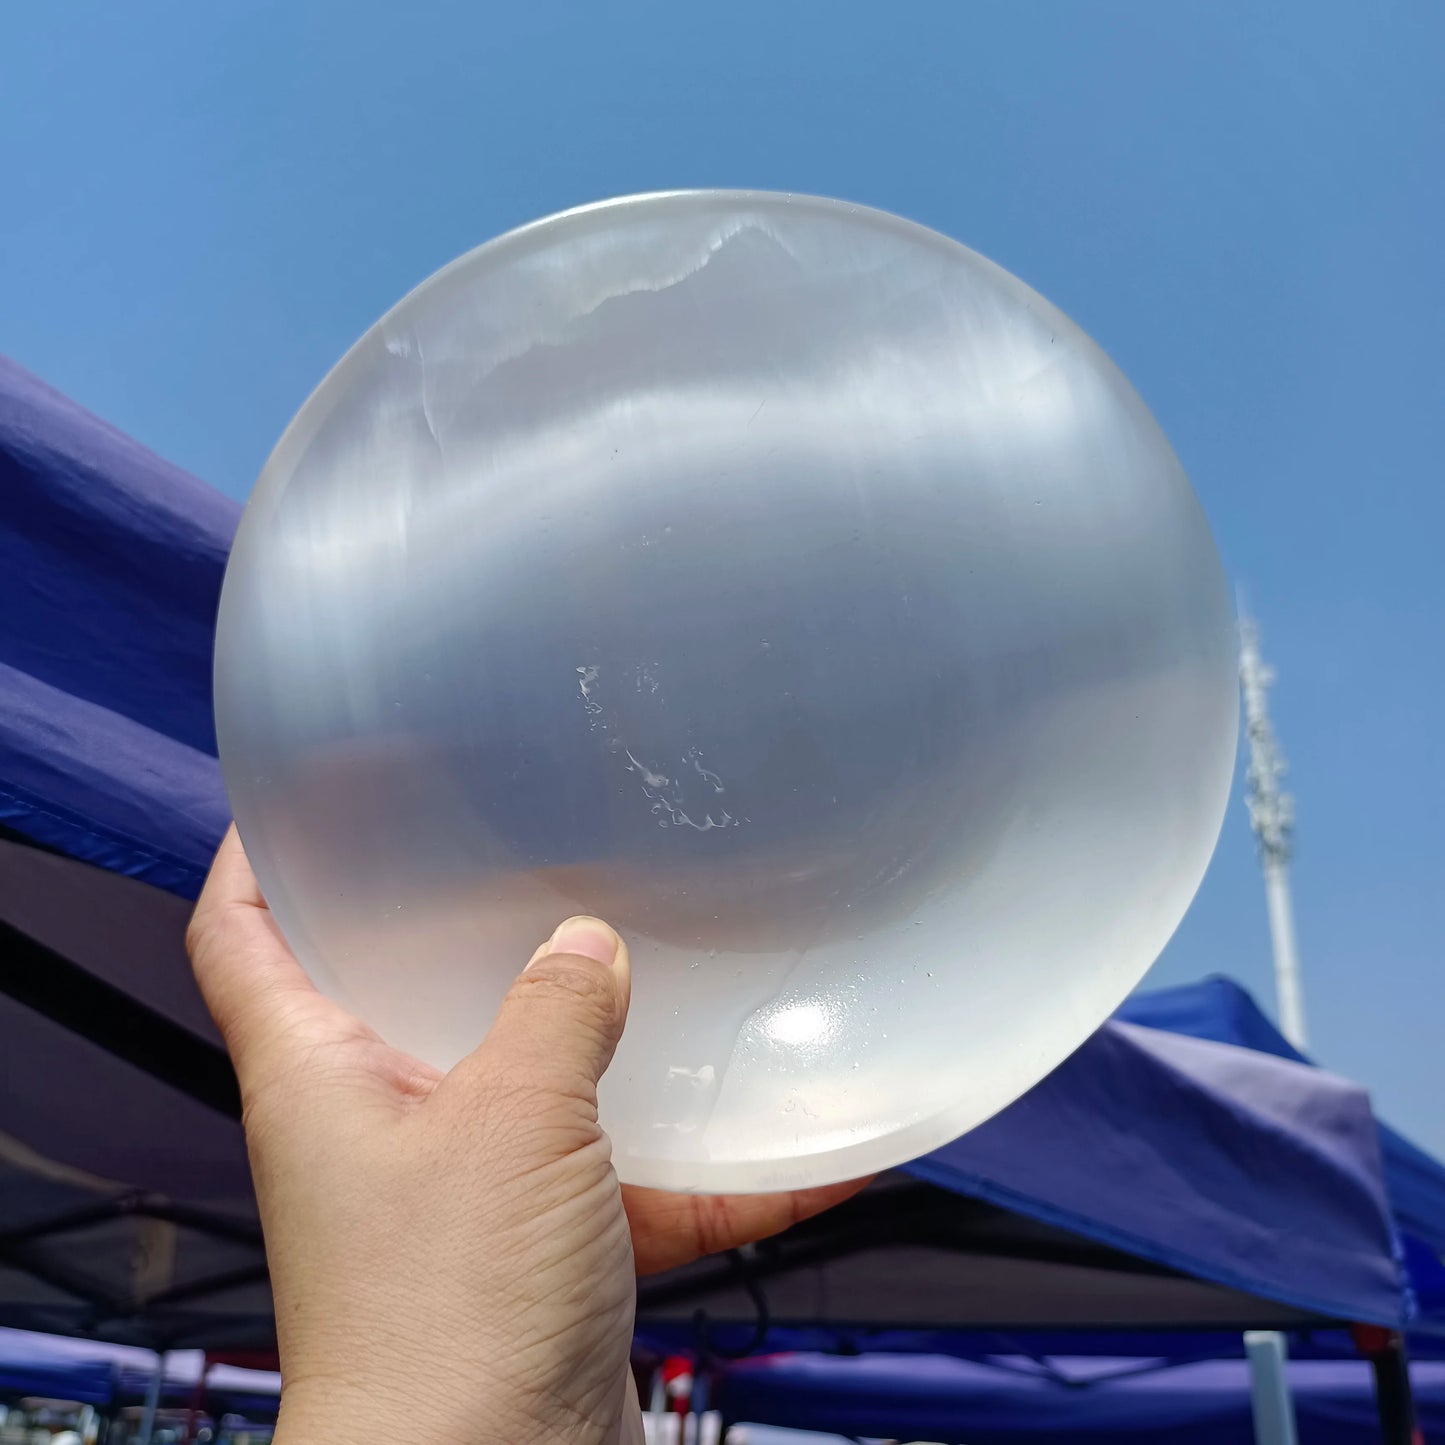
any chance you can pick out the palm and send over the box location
[191,828,868,1277]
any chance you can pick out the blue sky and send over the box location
[3,1,1441,1149]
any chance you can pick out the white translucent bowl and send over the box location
[216,192,1237,1193]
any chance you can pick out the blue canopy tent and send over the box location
[0,1353,115,1408]
[0,353,1425,1439]
[1121,976,1445,1297]
[636,993,1435,1440]
[716,1351,1445,1445]
[0,356,262,1347]
[0,354,236,891]
[636,1022,1404,1336]
[0,1327,281,1428]
[661,984,1445,1361]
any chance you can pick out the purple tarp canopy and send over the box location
[719,1351,1445,1444]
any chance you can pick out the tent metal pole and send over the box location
[1369,1346,1418,1445]
[181,1353,209,1445]
[135,1351,167,1445]
[1354,1325,1419,1445]
[1244,1330,1298,1445]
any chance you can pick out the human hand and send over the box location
[187,827,864,1444]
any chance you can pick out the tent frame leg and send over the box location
[1353,1325,1418,1445]
[1244,1330,1299,1445]
[135,1351,167,1445]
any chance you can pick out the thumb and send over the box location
[446,915,632,1108]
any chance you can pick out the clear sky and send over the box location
[3,2,1441,1149]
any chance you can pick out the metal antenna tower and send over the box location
[1238,603,1307,1051]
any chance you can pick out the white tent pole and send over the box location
[1245,1331,1300,1445]
[135,1351,167,1445]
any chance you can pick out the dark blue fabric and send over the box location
[0,1353,115,1406]
[1119,974,1312,1062]
[0,1330,280,1415]
[902,1022,1403,1326]
[718,1352,1445,1444]
[0,356,236,897]
[109,1366,278,1417]
[1119,975,1445,1265]
[0,1348,277,1417]
[636,1323,1389,1362]
[1120,977,1445,1352]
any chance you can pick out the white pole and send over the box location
[135,1352,167,1445]
[1245,1331,1301,1445]
[1262,859,1306,1050]
[1239,605,1308,1051]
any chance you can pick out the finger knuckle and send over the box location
[510,957,619,1025]
[694,1192,742,1257]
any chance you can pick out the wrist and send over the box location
[271,1370,637,1445]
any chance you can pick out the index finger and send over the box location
[186,824,327,1074]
